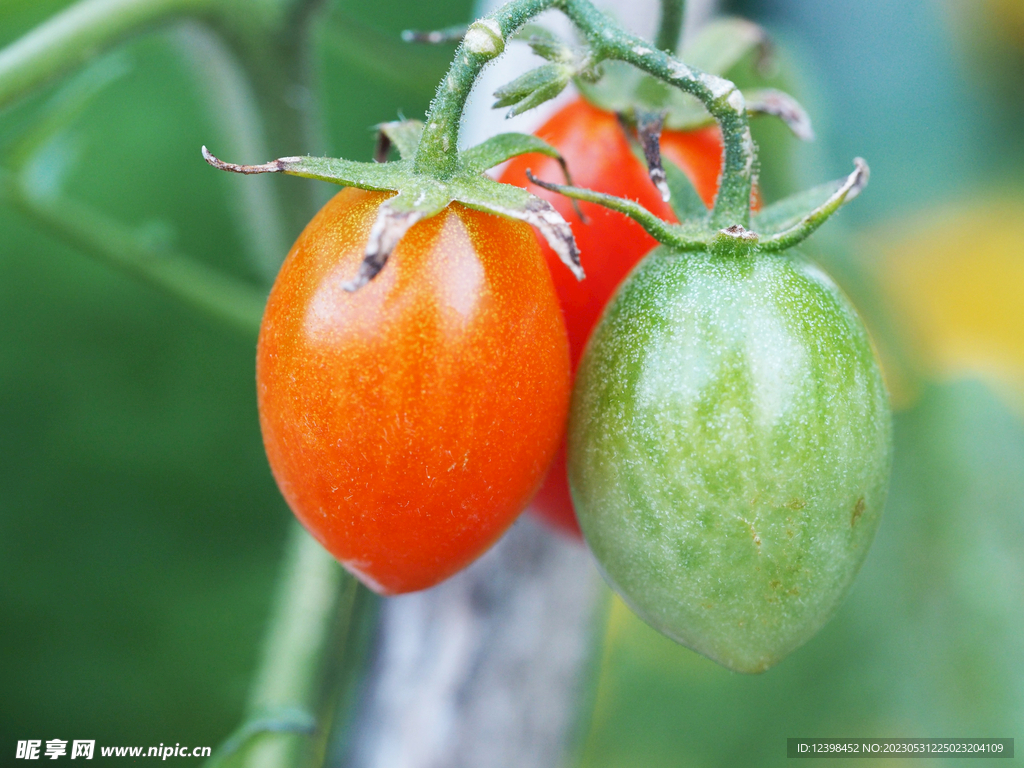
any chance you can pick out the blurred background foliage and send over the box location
[1,0,1022,765]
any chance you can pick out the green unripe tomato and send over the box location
[568,247,892,673]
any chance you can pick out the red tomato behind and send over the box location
[258,188,571,593]
[499,98,725,537]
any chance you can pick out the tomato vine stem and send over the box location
[236,528,361,767]
[414,0,754,228]
[413,0,559,179]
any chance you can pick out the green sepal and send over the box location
[461,132,585,222]
[450,174,584,280]
[755,160,868,236]
[202,147,416,192]
[528,157,868,257]
[277,156,407,189]
[663,157,709,223]
[513,24,574,62]
[377,120,424,161]
[492,63,571,116]
[460,132,570,177]
[526,170,710,252]
[756,159,869,252]
[202,144,583,288]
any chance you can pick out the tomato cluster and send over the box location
[256,96,729,585]
[255,86,889,672]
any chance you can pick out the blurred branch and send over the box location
[0,0,215,112]
[167,22,289,284]
[0,167,265,336]
[206,708,316,768]
[227,524,362,768]
[4,52,132,169]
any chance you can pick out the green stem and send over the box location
[655,0,685,53]
[417,0,752,227]
[414,0,558,178]
[246,528,346,717]
[562,0,752,229]
[526,170,706,250]
[0,0,215,112]
[237,525,358,768]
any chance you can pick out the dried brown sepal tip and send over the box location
[635,111,671,203]
[342,204,425,292]
[745,90,815,142]
[201,146,294,174]
[373,132,392,164]
[515,173,588,281]
[845,158,870,202]
[519,196,584,281]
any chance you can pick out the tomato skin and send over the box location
[257,188,571,595]
[567,248,892,672]
[500,98,725,536]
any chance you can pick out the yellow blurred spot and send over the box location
[983,0,1024,45]
[865,199,1024,415]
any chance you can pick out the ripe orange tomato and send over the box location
[500,98,724,536]
[257,188,571,594]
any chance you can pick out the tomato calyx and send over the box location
[527,156,869,257]
[201,128,585,291]
[476,14,812,204]
[204,0,791,291]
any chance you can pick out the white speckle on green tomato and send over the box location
[567,247,892,674]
